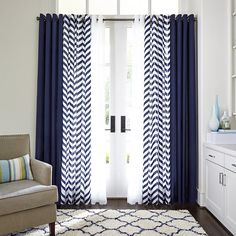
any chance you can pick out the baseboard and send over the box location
[197,189,205,207]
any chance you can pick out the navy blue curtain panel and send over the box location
[170,14,197,203]
[36,14,63,200]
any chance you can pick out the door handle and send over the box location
[219,172,223,184]
[222,174,226,186]
[121,116,131,133]
[209,154,215,158]
[105,116,115,133]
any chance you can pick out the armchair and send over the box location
[0,134,58,235]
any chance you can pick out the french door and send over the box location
[104,21,133,198]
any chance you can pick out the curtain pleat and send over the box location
[170,14,197,203]
[60,15,92,205]
[127,16,145,205]
[90,16,107,205]
[36,14,63,201]
[142,15,171,204]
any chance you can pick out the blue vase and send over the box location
[215,95,220,121]
[209,104,220,132]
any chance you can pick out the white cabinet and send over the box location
[225,168,236,233]
[205,160,224,218]
[205,147,236,235]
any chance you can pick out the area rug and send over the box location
[15,209,207,235]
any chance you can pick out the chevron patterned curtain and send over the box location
[61,15,92,205]
[142,15,171,204]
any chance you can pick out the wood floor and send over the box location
[59,199,233,236]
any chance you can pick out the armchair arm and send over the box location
[30,158,52,186]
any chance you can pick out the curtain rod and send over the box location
[103,18,134,22]
[36,16,134,21]
[36,16,197,21]
[102,18,197,22]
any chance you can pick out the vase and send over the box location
[220,110,231,130]
[209,104,219,132]
[215,95,220,121]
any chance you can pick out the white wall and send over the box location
[57,0,86,14]
[0,0,56,156]
[179,0,231,205]
[178,0,199,13]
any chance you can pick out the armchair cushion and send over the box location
[0,180,58,216]
[0,154,33,184]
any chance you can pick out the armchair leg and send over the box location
[49,222,55,236]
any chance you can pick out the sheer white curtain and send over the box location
[90,16,107,205]
[127,16,145,205]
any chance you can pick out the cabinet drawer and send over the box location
[225,155,236,173]
[205,148,224,166]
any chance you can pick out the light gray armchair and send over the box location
[0,134,58,235]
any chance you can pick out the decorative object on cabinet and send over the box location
[215,95,221,121]
[209,104,220,132]
[220,111,231,130]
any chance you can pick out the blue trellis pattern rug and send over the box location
[14,209,207,235]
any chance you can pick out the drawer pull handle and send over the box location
[223,174,227,186]
[232,164,236,168]
[209,154,215,158]
[219,172,223,184]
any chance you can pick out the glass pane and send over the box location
[105,28,110,64]
[104,66,110,127]
[152,0,178,14]
[127,66,132,81]
[104,27,111,128]
[105,104,109,125]
[127,28,133,66]
[106,151,110,164]
[89,0,117,14]
[126,154,130,164]
[126,27,133,131]
[57,0,86,14]
[120,0,148,14]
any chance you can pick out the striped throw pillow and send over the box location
[0,154,33,184]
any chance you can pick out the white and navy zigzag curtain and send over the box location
[142,15,171,204]
[61,15,92,205]
[36,14,196,206]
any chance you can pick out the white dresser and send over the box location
[204,144,236,235]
